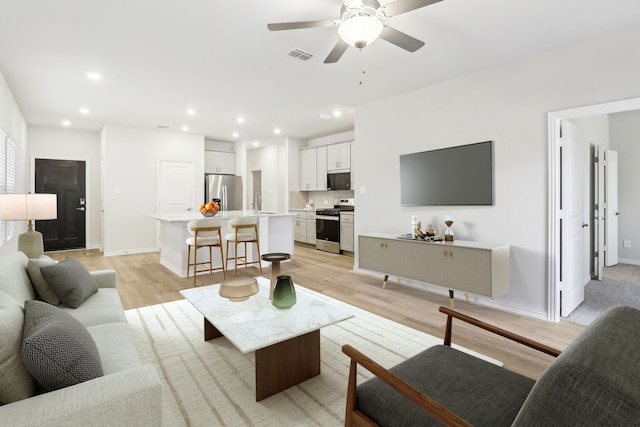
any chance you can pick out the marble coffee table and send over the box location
[179,276,353,401]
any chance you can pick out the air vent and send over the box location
[157,125,170,129]
[286,48,315,61]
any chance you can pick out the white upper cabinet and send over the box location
[300,148,317,191]
[316,146,327,191]
[327,142,351,172]
[205,150,236,175]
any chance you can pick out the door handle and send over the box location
[582,223,589,228]
[76,207,86,212]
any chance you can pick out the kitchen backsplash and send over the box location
[289,190,355,209]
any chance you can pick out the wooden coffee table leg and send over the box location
[254,329,320,401]
[204,318,223,341]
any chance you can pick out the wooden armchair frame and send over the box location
[342,306,562,427]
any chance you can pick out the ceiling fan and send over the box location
[267,0,443,63]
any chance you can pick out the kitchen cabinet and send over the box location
[290,209,316,244]
[327,142,351,172]
[205,150,235,175]
[305,211,316,244]
[340,212,354,252]
[316,146,327,191]
[300,148,317,191]
[358,234,510,298]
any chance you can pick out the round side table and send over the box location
[261,253,291,299]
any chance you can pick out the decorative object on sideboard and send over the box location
[0,193,57,258]
[444,214,455,242]
[272,275,296,310]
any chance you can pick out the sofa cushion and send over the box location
[0,252,35,306]
[39,257,98,308]
[26,258,61,306]
[87,323,141,374]
[22,300,104,392]
[357,345,535,427]
[59,288,127,327]
[0,291,35,403]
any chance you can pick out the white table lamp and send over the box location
[0,193,57,258]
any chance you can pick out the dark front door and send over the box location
[35,159,86,251]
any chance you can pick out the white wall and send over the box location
[101,125,204,255]
[309,130,354,147]
[354,24,640,319]
[0,70,28,255]
[28,127,102,249]
[610,110,640,264]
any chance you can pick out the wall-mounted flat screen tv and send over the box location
[399,141,493,206]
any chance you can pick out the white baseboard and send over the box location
[103,247,159,257]
[353,268,549,322]
[618,258,640,266]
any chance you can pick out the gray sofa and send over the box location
[343,305,640,426]
[0,251,162,426]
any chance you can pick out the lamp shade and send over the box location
[0,193,57,220]
[338,15,384,48]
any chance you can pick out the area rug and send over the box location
[124,289,500,427]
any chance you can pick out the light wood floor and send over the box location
[48,243,585,379]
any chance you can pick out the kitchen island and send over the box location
[146,211,294,278]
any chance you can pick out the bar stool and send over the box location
[186,217,225,286]
[225,217,262,276]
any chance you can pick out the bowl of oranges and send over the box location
[199,199,220,217]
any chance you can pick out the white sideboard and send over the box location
[359,233,510,298]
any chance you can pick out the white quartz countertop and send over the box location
[145,210,294,223]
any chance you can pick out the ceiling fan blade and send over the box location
[267,20,339,31]
[379,25,425,52]
[342,0,364,8]
[324,39,350,63]
[378,0,442,18]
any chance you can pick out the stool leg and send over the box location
[193,245,198,287]
[219,244,226,279]
[187,244,191,279]
[208,246,213,275]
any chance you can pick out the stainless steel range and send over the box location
[316,198,354,254]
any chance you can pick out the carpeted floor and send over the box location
[125,289,500,427]
[564,263,640,326]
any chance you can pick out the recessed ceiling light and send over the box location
[317,114,331,120]
[181,126,189,132]
[186,109,196,115]
[79,108,90,115]
[62,120,71,127]
[333,110,342,117]
[236,117,245,124]
[232,132,239,138]
[274,128,281,135]
[253,141,259,147]
[85,72,102,81]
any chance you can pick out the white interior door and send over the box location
[561,121,591,316]
[595,145,605,280]
[605,150,619,266]
[158,160,194,214]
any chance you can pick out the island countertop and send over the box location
[145,210,294,223]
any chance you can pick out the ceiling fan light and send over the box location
[338,16,383,48]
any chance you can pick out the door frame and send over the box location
[548,96,640,321]
[30,155,92,251]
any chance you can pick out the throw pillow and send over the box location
[21,300,103,392]
[0,291,36,404]
[26,258,61,306]
[39,257,98,308]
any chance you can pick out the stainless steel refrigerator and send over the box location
[205,174,243,211]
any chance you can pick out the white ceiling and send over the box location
[1,0,639,143]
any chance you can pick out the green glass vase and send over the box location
[272,275,296,309]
